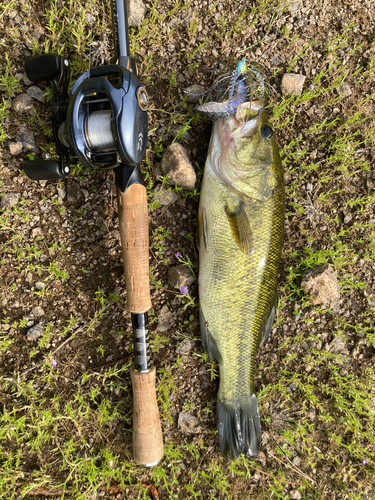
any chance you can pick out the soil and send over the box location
[1,0,375,499]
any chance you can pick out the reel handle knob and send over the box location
[24,160,68,180]
[25,54,63,83]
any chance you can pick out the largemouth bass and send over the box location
[197,100,285,459]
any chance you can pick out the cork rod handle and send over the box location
[116,183,152,313]
[131,367,163,466]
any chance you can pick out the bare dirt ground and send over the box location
[1,0,375,499]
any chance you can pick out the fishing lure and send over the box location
[192,59,265,121]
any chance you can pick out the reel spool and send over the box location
[24,57,148,179]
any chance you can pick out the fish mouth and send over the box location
[231,100,264,138]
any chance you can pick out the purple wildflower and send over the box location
[169,396,173,400]
[51,360,57,367]
[310,84,315,90]
[180,286,188,295]
[363,459,368,465]
[175,252,181,258]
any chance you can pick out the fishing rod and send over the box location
[23,0,163,467]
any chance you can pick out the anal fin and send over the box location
[199,307,222,364]
[256,296,277,353]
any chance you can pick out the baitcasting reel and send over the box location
[24,52,148,188]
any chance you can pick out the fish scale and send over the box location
[198,102,285,459]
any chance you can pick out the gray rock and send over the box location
[328,336,350,356]
[17,129,38,152]
[343,214,352,224]
[126,0,146,27]
[170,126,191,141]
[27,86,45,103]
[35,282,45,291]
[85,13,96,24]
[337,82,352,96]
[23,73,33,86]
[270,53,283,66]
[57,187,66,199]
[26,272,33,284]
[32,26,44,41]
[301,265,340,313]
[154,162,162,181]
[281,73,306,96]
[287,0,302,13]
[289,491,301,500]
[168,265,195,289]
[13,93,34,113]
[153,184,179,206]
[160,143,196,190]
[31,227,42,238]
[183,84,205,103]
[292,456,301,466]
[178,411,199,434]
[176,338,195,355]
[0,193,20,208]
[27,324,44,341]
[33,306,45,318]
[157,305,174,332]
[9,142,23,155]
[66,181,84,208]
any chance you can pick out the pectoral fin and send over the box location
[225,201,253,255]
[197,207,209,251]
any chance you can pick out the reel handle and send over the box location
[24,160,68,180]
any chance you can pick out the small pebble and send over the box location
[0,193,20,208]
[183,84,205,103]
[281,73,306,96]
[9,142,23,155]
[35,282,45,291]
[337,82,352,96]
[290,490,301,500]
[27,324,44,341]
[32,306,45,317]
[26,86,45,103]
[12,93,34,113]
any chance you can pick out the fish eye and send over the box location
[261,125,273,139]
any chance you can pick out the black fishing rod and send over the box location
[23,0,163,467]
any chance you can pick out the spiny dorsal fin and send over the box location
[225,201,253,255]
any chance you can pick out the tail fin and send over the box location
[217,393,261,460]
